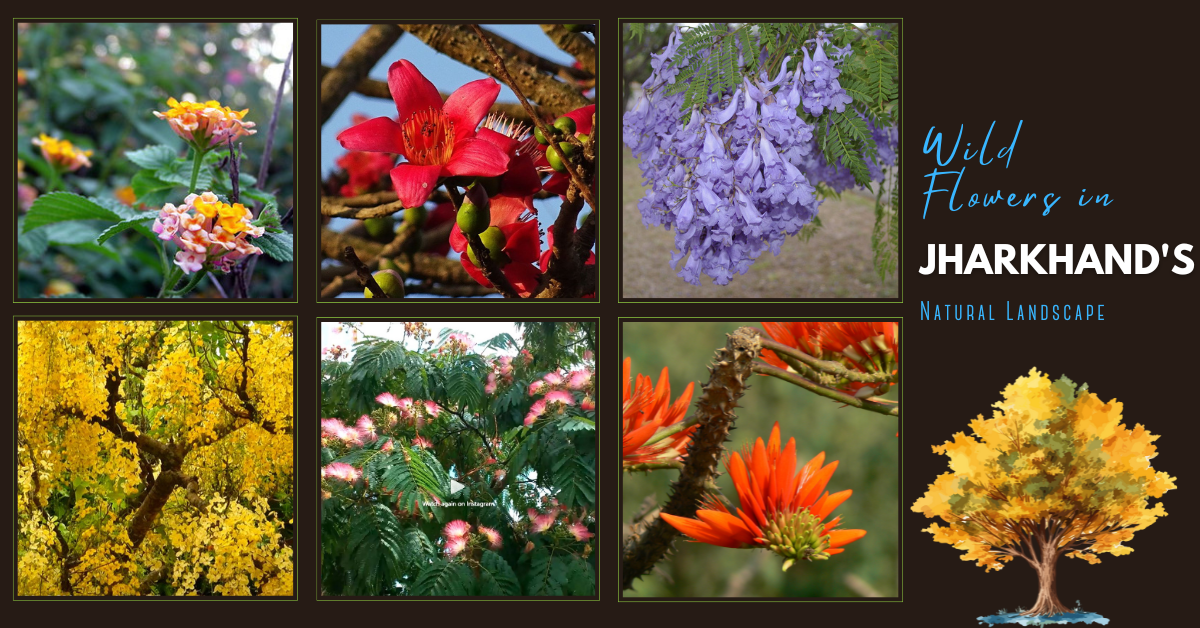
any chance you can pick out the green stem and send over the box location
[188,147,207,195]
[45,165,64,193]
[752,361,898,416]
[758,335,895,385]
[158,263,182,298]
[165,266,208,298]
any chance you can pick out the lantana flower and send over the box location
[153,97,256,150]
[660,422,866,570]
[622,357,695,468]
[336,60,510,208]
[152,192,265,274]
[33,134,92,172]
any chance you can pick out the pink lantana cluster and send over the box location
[443,519,503,557]
[151,191,265,274]
[376,392,441,428]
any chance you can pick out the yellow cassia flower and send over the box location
[153,96,256,150]
[33,134,92,172]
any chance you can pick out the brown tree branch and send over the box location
[345,246,391,298]
[400,23,590,117]
[469,25,597,212]
[320,25,403,125]
[466,232,522,298]
[621,327,761,590]
[540,24,596,74]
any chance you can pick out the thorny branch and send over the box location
[621,328,761,590]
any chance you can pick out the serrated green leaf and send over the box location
[131,170,176,202]
[255,230,293,262]
[125,145,178,170]
[96,216,156,245]
[23,193,122,232]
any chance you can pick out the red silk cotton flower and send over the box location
[449,195,542,296]
[659,422,866,570]
[336,60,511,208]
[534,104,595,197]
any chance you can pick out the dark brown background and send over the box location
[7,5,1197,625]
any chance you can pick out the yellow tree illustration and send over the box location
[912,368,1175,617]
[16,321,294,596]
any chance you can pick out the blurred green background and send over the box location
[622,321,898,598]
[15,22,294,298]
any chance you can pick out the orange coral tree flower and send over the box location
[660,421,865,570]
[819,322,898,396]
[622,357,695,468]
[760,321,899,398]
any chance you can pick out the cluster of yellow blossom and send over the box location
[153,97,256,149]
[33,133,92,171]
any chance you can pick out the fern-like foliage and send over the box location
[321,322,597,598]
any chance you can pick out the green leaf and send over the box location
[564,555,595,595]
[342,502,405,596]
[476,550,521,595]
[125,145,178,170]
[131,170,176,202]
[155,157,212,191]
[525,547,569,595]
[411,559,472,596]
[251,201,282,231]
[96,216,156,245]
[23,193,122,232]
[256,230,293,262]
[17,216,48,257]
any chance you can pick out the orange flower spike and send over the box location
[660,421,866,570]
[622,357,696,468]
[759,322,824,371]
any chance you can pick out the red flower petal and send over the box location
[565,104,595,135]
[442,77,501,134]
[388,60,444,125]
[501,153,542,197]
[445,138,510,178]
[336,117,407,154]
[500,220,540,265]
[489,195,527,226]
[389,163,442,208]
[476,127,519,156]
[449,222,468,253]
[502,262,541,296]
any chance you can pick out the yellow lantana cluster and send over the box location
[33,133,92,171]
[153,96,256,150]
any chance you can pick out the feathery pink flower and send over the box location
[478,525,503,550]
[322,462,361,483]
[381,440,394,452]
[423,400,441,417]
[532,512,557,533]
[529,380,546,396]
[567,521,594,542]
[445,535,468,557]
[568,369,592,390]
[542,371,564,386]
[355,415,377,441]
[376,392,401,407]
[485,373,497,394]
[444,519,472,540]
[581,397,595,411]
[412,435,433,449]
[545,390,576,406]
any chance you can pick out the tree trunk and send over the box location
[1022,549,1070,616]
